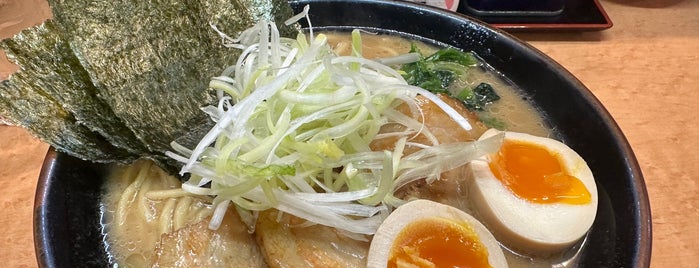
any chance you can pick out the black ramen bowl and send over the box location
[34,0,652,267]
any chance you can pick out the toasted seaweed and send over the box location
[46,0,298,155]
[0,0,296,165]
[0,77,135,163]
[46,0,252,155]
[1,20,151,157]
[240,0,298,36]
[199,0,258,66]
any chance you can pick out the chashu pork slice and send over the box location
[255,209,370,268]
[371,93,489,211]
[151,210,268,268]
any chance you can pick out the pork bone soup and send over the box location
[100,32,597,267]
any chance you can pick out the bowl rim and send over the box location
[34,149,57,268]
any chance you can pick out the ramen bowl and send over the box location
[34,0,651,266]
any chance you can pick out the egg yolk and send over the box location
[388,217,492,268]
[489,140,591,204]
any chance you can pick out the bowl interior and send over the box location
[34,0,651,267]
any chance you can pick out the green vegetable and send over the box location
[400,44,501,111]
[480,116,507,130]
[401,45,476,89]
[425,47,478,66]
[457,82,501,111]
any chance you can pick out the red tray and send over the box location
[456,0,612,31]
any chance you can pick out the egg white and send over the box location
[367,199,508,268]
[468,129,598,255]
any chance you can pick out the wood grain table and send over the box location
[1,0,697,267]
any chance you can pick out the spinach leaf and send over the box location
[480,115,507,130]
[425,47,478,66]
[401,45,476,93]
[457,82,501,111]
[400,45,500,112]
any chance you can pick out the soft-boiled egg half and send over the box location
[367,199,508,268]
[468,129,598,255]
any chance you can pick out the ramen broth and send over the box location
[101,33,582,267]
[327,32,551,138]
[100,161,215,266]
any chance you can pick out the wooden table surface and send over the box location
[1,0,697,267]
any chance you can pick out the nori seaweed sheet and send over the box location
[1,0,296,165]
[46,0,220,155]
[0,77,134,163]
[1,20,151,157]
[199,0,261,66]
[241,0,298,37]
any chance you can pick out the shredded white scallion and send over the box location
[166,6,499,235]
